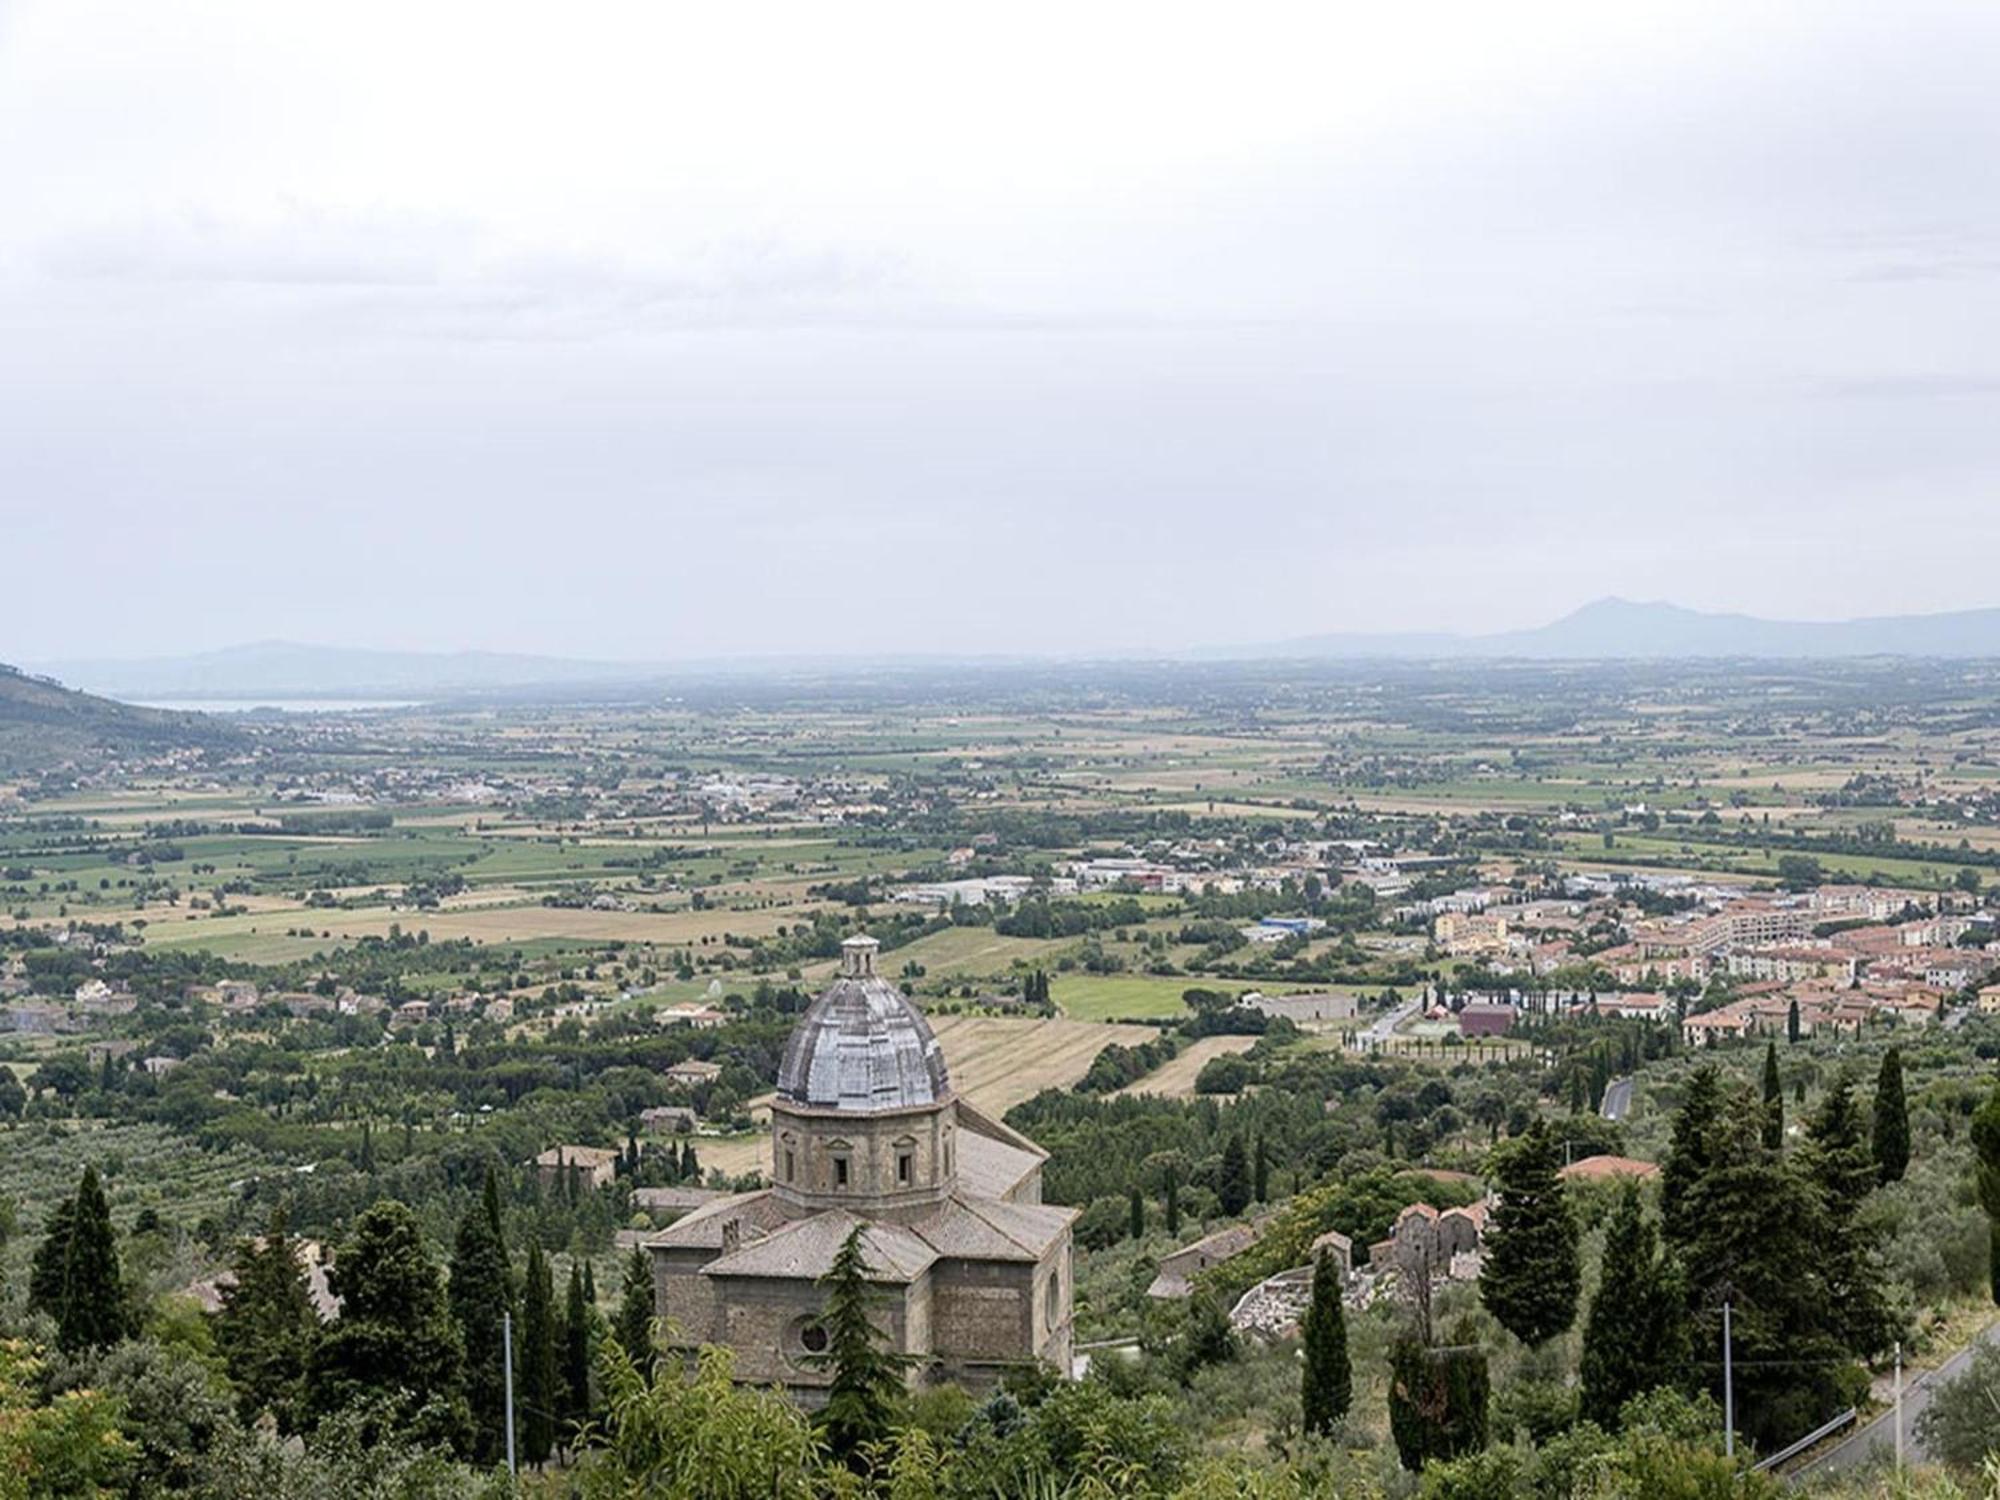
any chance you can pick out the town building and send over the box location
[530,1145,622,1195]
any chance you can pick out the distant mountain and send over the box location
[31,642,654,702]
[1259,598,2000,661]
[0,664,244,773]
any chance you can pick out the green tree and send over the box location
[447,1166,514,1463]
[519,1241,558,1466]
[809,1226,911,1459]
[563,1261,592,1436]
[1912,1337,2000,1472]
[615,1248,654,1375]
[28,1166,128,1353]
[0,1339,134,1496]
[1802,1076,1898,1359]
[1661,1065,1724,1249]
[1252,1132,1269,1204]
[1786,998,1800,1045]
[1872,1047,1910,1185]
[1479,1121,1579,1347]
[1299,1247,1350,1436]
[1578,1184,1688,1428]
[214,1202,319,1431]
[306,1199,468,1451]
[1217,1135,1251,1217]
[1671,1096,1852,1449]
[1128,1187,1144,1241]
[1760,1042,1783,1152]
[1970,1080,2000,1303]
[1389,1333,1489,1471]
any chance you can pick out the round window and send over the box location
[799,1321,829,1355]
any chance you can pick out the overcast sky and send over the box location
[4,1,1999,662]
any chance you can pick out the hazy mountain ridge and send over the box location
[29,598,2000,704]
[1257,598,2000,661]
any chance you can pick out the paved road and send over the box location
[1352,996,1423,1052]
[1790,1318,2000,1480]
[1601,1076,1634,1121]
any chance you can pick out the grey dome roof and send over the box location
[776,943,950,1111]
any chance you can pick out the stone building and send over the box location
[647,936,1075,1402]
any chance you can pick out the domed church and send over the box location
[646,936,1076,1399]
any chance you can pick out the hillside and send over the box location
[0,664,244,773]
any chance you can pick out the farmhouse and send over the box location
[648,937,1075,1402]
[1146,1222,1263,1299]
[530,1144,622,1194]
[664,1058,723,1088]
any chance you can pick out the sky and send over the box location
[4,0,2000,662]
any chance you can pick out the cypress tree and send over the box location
[1299,1247,1351,1436]
[449,1166,515,1463]
[563,1261,591,1436]
[215,1202,319,1431]
[616,1247,655,1374]
[1804,1075,1897,1358]
[1661,1064,1724,1251]
[43,1166,128,1353]
[1165,1172,1181,1236]
[1761,1042,1784,1151]
[1388,1333,1489,1471]
[811,1226,911,1459]
[519,1241,558,1465]
[1974,1082,2000,1303]
[1786,998,1801,1044]
[358,1121,374,1174]
[680,1139,700,1183]
[1479,1120,1579,1347]
[1872,1047,1910,1185]
[1128,1187,1144,1241]
[1217,1135,1251,1217]
[1578,1184,1688,1428]
[26,1195,76,1323]
[1252,1133,1269,1204]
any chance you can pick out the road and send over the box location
[1601,1076,1634,1121]
[1352,995,1423,1052]
[1790,1318,2000,1480]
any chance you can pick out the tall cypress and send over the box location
[562,1261,591,1436]
[1786,998,1801,1044]
[1578,1184,1688,1428]
[1299,1247,1351,1436]
[520,1242,558,1466]
[1661,1065,1724,1251]
[1252,1133,1269,1204]
[1128,1187,1145,1241]
[615,1247,655,1374]
[1804,1076,1897,1358]
[1479,1120,1579,1347]
[1217,1135,1251,1217]
[1872,1047,1910,1185]
[449,1166,515,1463]
[40,1166,128,1352]
[1761,1042,1784,1152]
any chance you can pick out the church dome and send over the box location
[775,937,950,1111]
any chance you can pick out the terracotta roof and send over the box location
[1558,1154,1661,1182]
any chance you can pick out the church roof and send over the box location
[699,1209,939,1283]
[775,937,950,1112]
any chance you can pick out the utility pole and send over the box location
[1894,1341,1904,1473]
[503,1310,517,1479]
[1722,1300,1735,1458]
